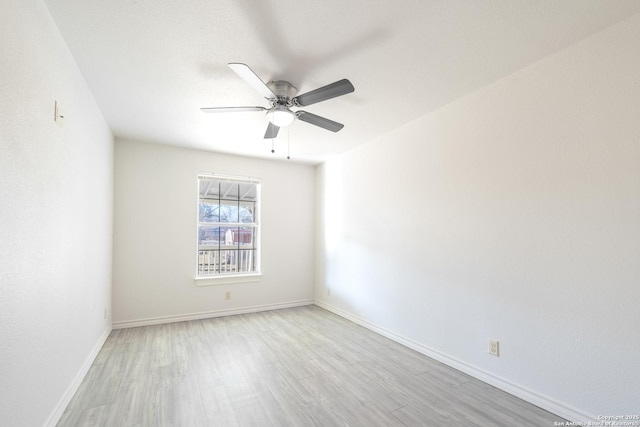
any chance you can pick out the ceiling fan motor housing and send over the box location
[267,80,298,103]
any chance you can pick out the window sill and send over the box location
[194,273,262,286]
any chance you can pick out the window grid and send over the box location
[197,175,260,278]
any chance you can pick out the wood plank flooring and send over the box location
[57,305,565,426]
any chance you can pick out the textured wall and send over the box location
[0,1,113,425]
[316,13,640,420]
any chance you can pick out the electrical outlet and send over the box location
[327,287,331,296]
[225,291,231,301]
[488,339,500,357]
[103,307,107,320]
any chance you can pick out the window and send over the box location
[196,174,260,279]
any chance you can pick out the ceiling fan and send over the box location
[201,63,355,139]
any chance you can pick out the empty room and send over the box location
[2,0,640,426]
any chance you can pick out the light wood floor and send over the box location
[58,305,565,426]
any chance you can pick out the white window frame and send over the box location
[195,173,261,285]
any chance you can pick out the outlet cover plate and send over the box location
[489,339,500,357]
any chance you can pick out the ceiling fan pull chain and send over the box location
[287,128,291,160]
[271,136,275,154]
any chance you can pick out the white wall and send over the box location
[316,13,640,420]
[0,1,114,426]
[113,139,315,325]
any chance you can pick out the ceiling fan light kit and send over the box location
[201,63,354,140]
[266,105,295,127]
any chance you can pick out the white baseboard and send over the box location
[314,299,594,424]
[112,299,315,329]
[45,325,112,427]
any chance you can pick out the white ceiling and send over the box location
[44,0,640,164]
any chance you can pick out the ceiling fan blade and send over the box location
[264,122,280,139]
[293,79,354,107]
[296,111,344,132]
[200,106,266,113]
[228,63,277,101]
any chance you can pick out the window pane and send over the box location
[198,226,220,246]
[237,250,255,273]
[238,183,256,201]
[239,201,254,223]
[218,203,239,223]
[219,181,239,199]
[199,202,219,222]
[220,227,236,246]
[238,227,254,248]
[199,177,218,199]
[219,249,235,273]
[198,249,219,275]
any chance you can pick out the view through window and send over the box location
[197,174,260,278]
